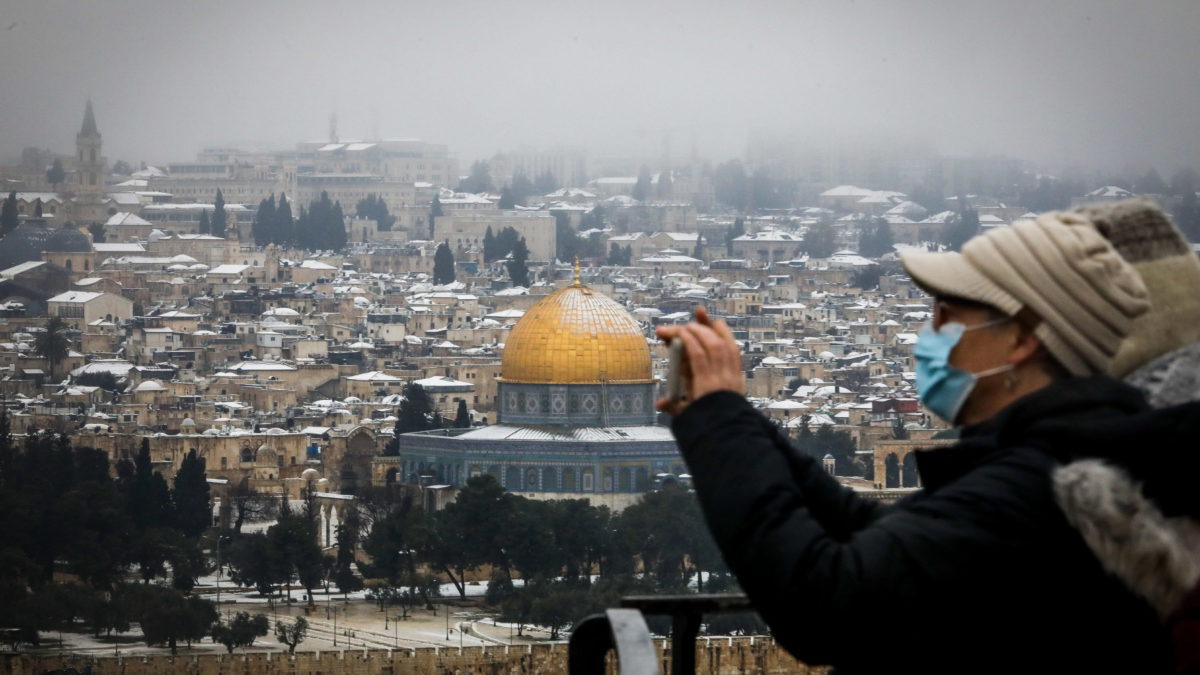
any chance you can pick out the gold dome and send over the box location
[501,282,652,384]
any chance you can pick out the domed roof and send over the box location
[46,225,92,253]
[501,278,652,384]
[0,222,53,269]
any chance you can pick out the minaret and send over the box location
[74,100,106,222]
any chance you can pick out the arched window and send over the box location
[241,447,253,463]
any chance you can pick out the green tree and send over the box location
[548,499,608,581]
[111,159,133,175]
[32,199,42,219]
[804,222,836,258]
[267,503,324,606]
[211,611,269,653]
[530,582,594,640]
[46,159,66,188]
[632,165,653,202]
[555,211,579,261]
[253,194,276,246]
[355,193,395,231]
[608,243,623,266]
[298,192,347,251]
[579,204,606,231]
[494,226,521,260]
[1,191,19,235]
[396,382,437,434]
[275,193,294,247]
[211,189,227,238]
[457,161,493,194]
[616,484,722,590]
[87,222,106,243]
[127,585,217,654]
[454,399,470,428]
[226,532,287,596]
[533,170,559,194]
[333,509,363,597]
[434,241,456,284]
[197,209,211,235]
[362,497,433,603]
[1136,168,1169,195]
[483,226,497,263]
[506,236,530,286]
[430,475,515,597]
[657,170,673,199]
[858,217,894,258]
[173,449,210,539]
[275,616,308,653]
[943,209,980,251]
[511,171,536,203]
[498,187,516,210]
[33,316,70,381]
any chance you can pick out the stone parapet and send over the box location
[1,636,827,674]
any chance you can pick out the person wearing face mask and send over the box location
[656,211,1199,674]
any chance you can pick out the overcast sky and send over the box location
[2,0,1199,173]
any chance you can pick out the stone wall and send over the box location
[1,637,826,675]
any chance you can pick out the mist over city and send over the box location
[3,0,1200,171]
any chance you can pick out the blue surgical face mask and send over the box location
[915,319,1013,425]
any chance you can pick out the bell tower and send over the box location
[73,100,106,221]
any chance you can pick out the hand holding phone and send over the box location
[666,339,686,402]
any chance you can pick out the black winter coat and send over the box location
[671,377,1179,674]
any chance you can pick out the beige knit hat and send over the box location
[901,212,1152,375]
[1072,199,1200,378]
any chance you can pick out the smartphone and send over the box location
[666,339,685,402]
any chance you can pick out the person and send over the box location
[657,211,1198,673]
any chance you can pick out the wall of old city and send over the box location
[1,637,825,675]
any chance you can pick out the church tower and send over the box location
[73,100,107,222]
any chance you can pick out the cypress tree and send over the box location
[434,241,455,284]
[330,199,347,250]
[506,236,530,286]
[173,450,210,539]
[454,400,470,428]
[275,194,293,247]
[253,195,275,247]
[483,226,496,263]
[1,191,19,235]
[198,209,211,235]
[396,383,436,434]
[211,190,227,238]
[498,187,515,210]
[632,166,653,202]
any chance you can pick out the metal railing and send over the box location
[569,593,754,675]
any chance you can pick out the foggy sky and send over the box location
[3,0,1199,174]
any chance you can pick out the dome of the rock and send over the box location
[501,282,651,384]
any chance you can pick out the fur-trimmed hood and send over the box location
[1126,341,1200,409]
[1053,349,1200,623]
[1054,460,1200,619]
